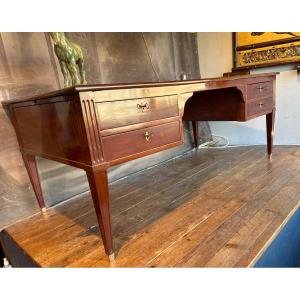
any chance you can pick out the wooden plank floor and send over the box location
[2,145,300,267]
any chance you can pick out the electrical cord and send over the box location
[183,128,229,149]
[203,134,229,148]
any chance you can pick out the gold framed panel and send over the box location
[234,32,300,70]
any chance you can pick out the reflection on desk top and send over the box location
[2,72,278,107]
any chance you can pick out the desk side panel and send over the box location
[9,94,92,167]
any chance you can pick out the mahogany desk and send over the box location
[2,73,277,260]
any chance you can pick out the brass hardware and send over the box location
[3,258,11,268]
[144,131,153,141]
[108,253,115,262]
[137,103,150,112]
[258,102,265,108]
[257,85,265,91]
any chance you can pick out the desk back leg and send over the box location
[192,121,200,148]
[86,169,114,261]
[266,110,275,160]
[22,153,46,211]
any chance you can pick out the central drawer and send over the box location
[97,95,179,130]
[102,121,182,161]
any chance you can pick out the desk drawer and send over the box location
[97,95,179,130]
[247,81,273,100]
[102,121,182,161]
[247,97,273,117]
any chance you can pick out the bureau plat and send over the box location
[2,72,277,261]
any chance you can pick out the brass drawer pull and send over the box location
[144,131,153,141]
[258,102,265,108]
[137,103,150,112]
[256,86,265,91]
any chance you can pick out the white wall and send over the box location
[197,32,300,145]
[197,32,233,78]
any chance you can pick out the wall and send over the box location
[0,33,203,223]
[197,32,300,146]
[197,32,233,78]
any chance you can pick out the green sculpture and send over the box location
[49,32,87,87]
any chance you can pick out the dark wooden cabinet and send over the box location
[2,73,277,260]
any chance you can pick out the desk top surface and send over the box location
[2,72,278,107]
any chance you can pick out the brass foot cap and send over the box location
[268,154,273,161]
[108,253,115,262]
[41,207,47,213]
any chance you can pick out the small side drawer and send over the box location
[247,81,273,100]
[97,95,179,130]
[247,97,274,118]
[102,121,182,161]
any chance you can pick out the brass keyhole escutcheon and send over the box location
[137,103,150,112]
[257,86,265,92]
[258,102,265,108]
[144,131,153,142]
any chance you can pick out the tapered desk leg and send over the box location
[266,110,275,160]
[192,121,199,148]
[0,243,4,268]
[86,169,114,260]
[22,153,46,211]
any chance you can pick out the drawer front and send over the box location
[247,81,273,100]
[102,121,182,161]
[247,97,274,117]
[97,95,179,130]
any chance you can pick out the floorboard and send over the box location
[1,146,300,267]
